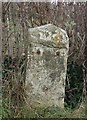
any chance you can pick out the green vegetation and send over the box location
[23,106,72,118]
[1,100,85,118]
[65,61,83,109]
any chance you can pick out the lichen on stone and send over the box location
[26,24,69,108]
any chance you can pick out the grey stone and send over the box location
[26,24,69,108]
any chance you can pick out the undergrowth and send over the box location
[1,98,86,118]
[22,105,85,118]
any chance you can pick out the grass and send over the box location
[0,100,86,119]
[22,104,85,118]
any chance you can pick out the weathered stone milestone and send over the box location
[26,24,69,108]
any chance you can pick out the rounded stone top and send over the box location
[29,24,69,49]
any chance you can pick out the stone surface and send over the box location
[26,24,69,108]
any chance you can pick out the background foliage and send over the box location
[1,2,87,118]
